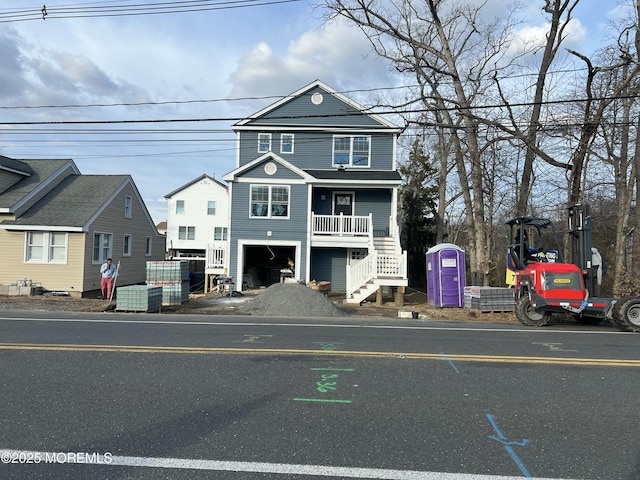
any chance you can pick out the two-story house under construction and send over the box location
[222,80,407,304]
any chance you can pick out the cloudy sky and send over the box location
[0,0,622,223]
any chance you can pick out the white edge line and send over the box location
[0,449,576,480]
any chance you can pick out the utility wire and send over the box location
[0,0,303,22]
[1,91,639,127]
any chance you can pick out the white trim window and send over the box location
[207,200,216,215]
[25,231,68,263]
[176,200,185,215]
[179,226,196,240]
[123,234,132,256]
[93,232,112,264]
[333,135,371,167]
[258,133,272,153]
[214,227,228,241]
[250,185,289,218]
[124,196,132,218]
[145,236,152,256]
[281,133,294,154]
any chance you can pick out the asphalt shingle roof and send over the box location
[8,175,129,228]
[0,159,75,210]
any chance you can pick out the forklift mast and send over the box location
[567,204,594,294]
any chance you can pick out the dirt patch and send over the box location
[0,286,519,323]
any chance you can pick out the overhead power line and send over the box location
[1,91,639,126]
[0,0,303,22]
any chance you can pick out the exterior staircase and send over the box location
[344,236,408,305]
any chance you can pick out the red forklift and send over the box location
[507,204,640,332]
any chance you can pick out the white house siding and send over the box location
[166,177,229,255]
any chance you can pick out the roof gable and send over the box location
[234,80,400,131]
[164,174,227,199]
[223,152,310,183]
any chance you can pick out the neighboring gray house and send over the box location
[0,156,165,297]
[223,80,407,303]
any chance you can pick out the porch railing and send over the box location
[346,251,407,298]
[312,212,371,236]
[205,244,227,270]
[346,253,377,297]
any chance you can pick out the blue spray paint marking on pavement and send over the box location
[486,413,532,479]
[440,352,460,373]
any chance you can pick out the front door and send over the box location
[333,192,353,216]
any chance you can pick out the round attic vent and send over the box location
[311,93,324,105]
[264,162,277,175]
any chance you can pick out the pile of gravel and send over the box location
[239,283,347,317]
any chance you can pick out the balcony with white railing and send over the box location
[311,212,372,247]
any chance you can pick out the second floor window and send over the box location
[124,196,132,218]
[207,201,216,215]
[333,135,370,167]
[250,185,289,218]
[258,133,272,153]
[214,227,228,241]
[179,226,196,240]
[176,200,185,215]
[281,134,294,154]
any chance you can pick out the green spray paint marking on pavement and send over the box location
[292,367,355,404]
[312,342,345,351]
[292,398,352,403]
[310,368,355,372]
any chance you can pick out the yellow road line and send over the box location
[0,342,638,367]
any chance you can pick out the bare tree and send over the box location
[513,0,580,216]
[325,0,523,284]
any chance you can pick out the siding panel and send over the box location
[239,131,394,170]
[310,248,346,291]
[84,182,165,292]
[252,86,383,127]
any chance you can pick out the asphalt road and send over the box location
[0,310,638,480]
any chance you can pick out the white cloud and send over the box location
[228,17,396,101]
[509,19,587,56]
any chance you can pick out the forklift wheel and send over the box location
[612,297,640,332]
[515,296,550,327]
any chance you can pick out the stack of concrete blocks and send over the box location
[146,261,190,306]
[464,286,515,311]
[115,285,163,313]
[0,285,44,296]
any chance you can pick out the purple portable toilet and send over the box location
[426,243,466,307]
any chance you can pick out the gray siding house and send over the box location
[0,156,165,297]
[223,80,407,303]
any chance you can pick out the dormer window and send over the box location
[333,135,370,167]
[258,133,272,153]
